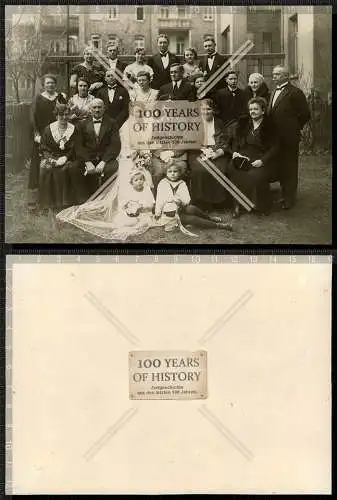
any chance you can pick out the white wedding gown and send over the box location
[56,90,159,241]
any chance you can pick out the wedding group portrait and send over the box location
[5,4,332,244]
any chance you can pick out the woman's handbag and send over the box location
[233,156,252,171]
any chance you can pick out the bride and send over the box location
[56,71,160,241]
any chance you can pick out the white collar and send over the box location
[276,82,289,90]
[41,91,58,101]
[173,80,182,88]
[50,121,74,144]
[208,53,216,59]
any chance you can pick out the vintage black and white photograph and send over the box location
[5,4,332,244]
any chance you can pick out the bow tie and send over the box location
[160,52,168,57]
[276,85,285,90]
[108,86,116,90]
[93,119,102,123]
[208,53,216,58]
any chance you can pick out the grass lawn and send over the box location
[6,154,332,244]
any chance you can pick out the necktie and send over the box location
[93,120,102,124]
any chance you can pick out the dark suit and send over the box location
[214,86,247,126]
[94,85,130,128]
[267,82,310,205]
[71,115,121,200]
[200,53,227,94]
[158,80,197,101]
[147,52,180,90]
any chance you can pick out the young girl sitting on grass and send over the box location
[155,162,233,233]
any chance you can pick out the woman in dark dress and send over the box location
[39,95,77,209]
[28,74,66,210]
[227,97,279,217]
[243,72,270,103]
[188,99,231,211]
[69,46,105,95]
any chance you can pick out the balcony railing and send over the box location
[157,18,192,29]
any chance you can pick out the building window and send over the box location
[68,35,79,55]
[177,6,188,18]
[262,32,273,54]
[50,40,61,54]
[159,7,169,18]
[203,6,214,21]
[90,34,102,51]
[136,7,144,21]
[288,14,298,75]
[134,36,145,50]
[176,36,185,56]
[108,6,119,20]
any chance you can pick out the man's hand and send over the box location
[95,161,106,175]
[84,161,96,175]
[55,156,67,167]
[251,159,263,168]
[34,134,41,144]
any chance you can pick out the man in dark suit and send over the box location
[147,34,179,90]
[70,98,121,200]
[200,36,227,95]
[94,69,130,128]
[267,65,310,209]
[158,64,196,101]
[214,70,247,126]
[106,43,126,74]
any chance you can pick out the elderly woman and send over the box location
[227,97,279,217]
[183,48,201,82]
[28,73,66,210]
[188,99,231,211]
[68,78,95,123]
[39,95,77,209]
[244,72,270,102]
[69,46,105,95]
[123,48,154,88]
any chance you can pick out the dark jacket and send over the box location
[93,84,130,128]
[214,86,247,126]
[75,115,121,164]
[199,53,227,93]
[158,80,197,101]
[148,52,180,90]
[267,82,310,143]
[229,115,279,170]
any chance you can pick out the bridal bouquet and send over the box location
[130,150,153,169]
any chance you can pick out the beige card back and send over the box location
[7,259,331,494]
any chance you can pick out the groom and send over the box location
[70,98,121,201]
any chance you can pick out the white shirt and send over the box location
[155,178,191,217]
[207,53,216,71]
[93,119,102,136]
[271,81,288,108]
[108,87,116,103]
[109,59,118,71]
[160,52,169,69]
[172,80,182,91]
[203,119,215,146]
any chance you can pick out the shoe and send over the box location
[232,205,242,218]
[209,215,223,223]
[281,200,295,210]
[216,222,233,231]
